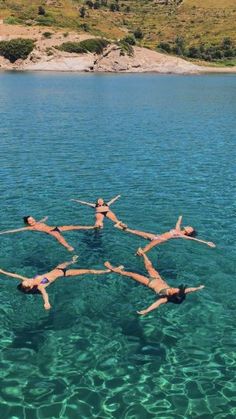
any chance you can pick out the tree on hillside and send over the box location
[38,6,46,16]
[80,6,86,18]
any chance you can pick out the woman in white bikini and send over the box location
[115,215,215,255]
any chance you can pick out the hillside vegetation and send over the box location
[0,0,236,63]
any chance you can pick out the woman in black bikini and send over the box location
[71,195,127,229]
[0,216,95,252]
[105,249,205,315]
[0,256,110,310]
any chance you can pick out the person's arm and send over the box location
[38,286,51,310]
[107,195,121,206]
[0,226,30,235]
[70,199,95,208]
[175,215,183,231]
[137,297,168,315]
[38,216,48,223]
[185,285,205,294]
[0,268,29,281]
[182,236,216,247]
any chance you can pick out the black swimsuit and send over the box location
[51,226,61,233]
[95,203,109,217]
[56,267,67,277]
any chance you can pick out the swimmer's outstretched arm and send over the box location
[185,285,205,294]
[38,216,48,223]
[107,195,121,206]
[0,217,48,235]
[70,199,95,208]
[182,235,216,248]
[0,268,29,281]
[38,285,51,310]
[137,298,168,315]
[0,227,31,235]
[175,215,183,231]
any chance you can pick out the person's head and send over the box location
[166,286,186,304]
[17,282,40,294]
[97,198,104,206]
[22,279,34,288]
[182,226,197,237]
[23,216,36,226]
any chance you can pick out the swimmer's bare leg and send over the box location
[137,237,164,255]
[59,225,95,231]
[95,213,104,229]
[106,211,127,229]
[54,255,78,272]
[138,249,161,279]
[66,268,110,276]
[104,262,149,286]
[116,226,155,240]
[49,231,74,252]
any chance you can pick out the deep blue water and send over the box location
[0,73,235,418]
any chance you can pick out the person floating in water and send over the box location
[115,215,215,255]
[71,195,127,229]
[0,216,95,252]
[105,250,205,315]
[0,256,110,310]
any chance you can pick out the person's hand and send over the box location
[198,285,205,290]
[44,302,51,310]
[137,309,148,316]
[207,242,216,248]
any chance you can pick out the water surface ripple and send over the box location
[0,73,235,418]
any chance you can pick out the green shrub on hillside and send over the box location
[158,42,171,53]
[133,28,143,40]
[3,16,20,25]
[57,39,109,54]
[42,32,53,39]
[157,36,236,62]
[0,38,35,62]
[118,39,134,56]
[122,35,136,46]
[57,42,85,53]
[36,15,55,26]
[79,38,109,53]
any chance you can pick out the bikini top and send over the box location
[32,275,50,285]
[95,202,108,208]
[169,229,181,238]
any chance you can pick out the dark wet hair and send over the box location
[168,285,186,305]
[17,283,40,295]
[188,229,197,237]
[23,216,31,225]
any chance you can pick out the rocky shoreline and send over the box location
[0,24,236,74]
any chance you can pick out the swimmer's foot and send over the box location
[114,221,127,230]
[104,262,124,272]
[136,247,144,256]
[67,246,74,252]
[114,223,123,230]
[72,255,79,263]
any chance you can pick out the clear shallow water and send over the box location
[0,73,235,418]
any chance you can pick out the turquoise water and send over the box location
[0,73,235,418]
